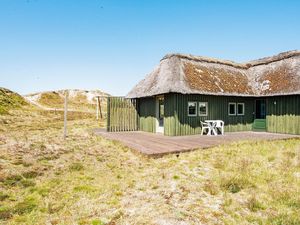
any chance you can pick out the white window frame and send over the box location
[188,101,197,117]
[237,103,245,116]
[199,102,208,116]
[228,102,236,116]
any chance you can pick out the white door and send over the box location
[156,97,164,133]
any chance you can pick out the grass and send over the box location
[69,162,84,171]
[0,88,28,114]
[0,107,299,224]
[0,192,9,201]
[14,195,39,215]
[34,90,107,113]
[38,92,64,108]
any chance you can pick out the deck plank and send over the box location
[94,129,299,156]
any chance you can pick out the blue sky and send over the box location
[0,0,299,95]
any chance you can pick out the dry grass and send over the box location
[36,91,107,113]
[0,88,28,114]
[0,108,299,224]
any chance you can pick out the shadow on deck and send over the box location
[94,129,300,156]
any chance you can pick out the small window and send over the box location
[237,103,245,115]
[199,102,208,116]
[228,103,236,115]
[188,102,197,116]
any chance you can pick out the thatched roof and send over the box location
[127,50,300,98]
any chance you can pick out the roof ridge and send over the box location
[245,50,300,67]
[162,53,247,69]
[162,50,300,69]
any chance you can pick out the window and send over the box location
[188,102,197,116]
[237,103,245,115]
[228,103,236,115]
[199,102,208,116]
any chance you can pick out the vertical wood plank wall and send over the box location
[108,94,300,135]
[266,95,300,134]
[138,97,156,133]
[106,97,138,132]
[164,93,255,136]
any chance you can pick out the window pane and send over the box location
[199,102,207,116]
[188,102,196,116]
[237,103,244,115]
[229,104,236,115]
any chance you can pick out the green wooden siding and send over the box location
[266,95,300,135]
[136,93,300,136]
[106,97,138,132]
[164,93,255,136]
[138,97,156,133]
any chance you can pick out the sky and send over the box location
[0,0,299,96]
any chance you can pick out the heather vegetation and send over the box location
[0,88,28,114]
[0,90,299,224]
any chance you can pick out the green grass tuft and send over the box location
[0,206,13,220]
[2,175,23,186]
[22,170,41,179]
[20,179,36,188]
[247,196,265,212]
[73,185,98,194]
[13,196,38,215]
[91,219,105,225]
[0,192,9,201]
[173,175,180,180]
[69,162,84,171]
[268,213,300,225]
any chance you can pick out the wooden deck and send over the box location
[94,129,299,156]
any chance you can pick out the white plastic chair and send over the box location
[215,120,225,135]
[201,121,211,135]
